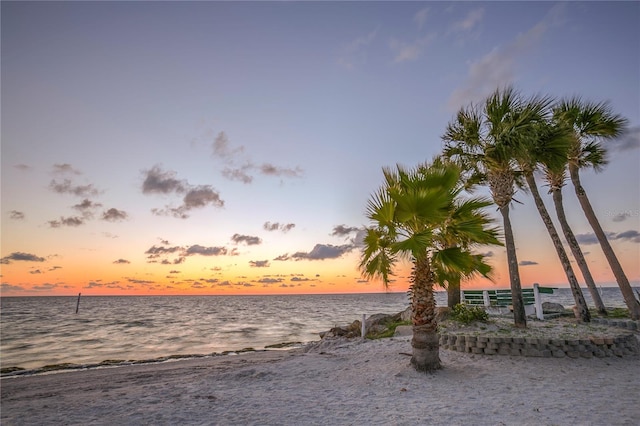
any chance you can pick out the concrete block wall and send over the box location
[439,332,639,358]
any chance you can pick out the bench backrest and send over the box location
[462,286,555,307]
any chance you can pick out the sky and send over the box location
[1,1,639,297]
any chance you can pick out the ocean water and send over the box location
[0,287,631,371]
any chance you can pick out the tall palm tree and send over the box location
[554,98,640,320]
[542,151,607,316]
[517,122,591,322]
[360,161,500,372]
[443,86,552,328]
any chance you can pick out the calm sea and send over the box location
[0,287,631,371]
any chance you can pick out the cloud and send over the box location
[145,245,183,257]
[126,278,155,285]
[338,28,378,70]
[519,260,538,266]
[612,213,629,223]
[113,259,131,264]
[290,276,312,282]
[611,126,640,153]
[478,250,494,257]
[222,166,253,184]
[213,131,244,159]
[613,230,640,243]
[447,3,565,110]
[185,245,228,256]
[52,163,82,175]
[183,186,223,209]
[73,199,103,214]
[273,254,291,261]
[14,164,30,171]
[9,210,25,220]
[29,269,43,274]
[102,208,128,222]
[259,163,303,178]
[390,34,435,63]
[1,283,26,292]
[250,260,270,268]
[264,222,295,233]
[291,244,355,261]
[331,225,360,236]
[142,166,187,194]
[142,165,224,218]
[48,216,85,228]
[451,8,484,33]
[575,232,616,245]
[33,283,58,291]
[257,277,281,284]
[49,179,101,197]
[231,234,262,246]
[1,252,46,264]
[414,7,430,29]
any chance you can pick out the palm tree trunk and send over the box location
[569,164,640,320]
[498,204,527,328]
[410,256,441,372]
[550,184,607,315]
[447,278,461,308]
[525,173,590,322]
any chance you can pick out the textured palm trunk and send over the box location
[489,170,526,328]
[525,173,590,322]
[569,164,640,319]
[446,278,461,308]
[410,256,441,372]
[549,182,606,315]
[499,204,527,328]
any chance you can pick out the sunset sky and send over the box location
[2,1,639,296]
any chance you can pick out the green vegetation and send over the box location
[450,303,489,324]
[366,320,411,340]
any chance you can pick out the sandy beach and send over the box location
[2,333,639,426]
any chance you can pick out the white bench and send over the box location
[461,283,556,320]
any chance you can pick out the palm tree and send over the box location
[360,161,500,372]
[554,98,640,320]
[443,86,551,328]
[517,122,591,322]
[542,150,607,316]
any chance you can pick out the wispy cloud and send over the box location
[519,260,538,266]
[48,216,85,228]
[331,225,360,236]
[113,259,131,264]
[390,34,435,63]
[611,126,640,153]
[231,234,262,246]
[249,260,270,268]
[414,7,430,29]
[52,163,82,175]
[9,210,25,220]
[142,165,224,219]
[338,28,378,70]
[276,243,355,261]
[49,179,101,197]
[575,230,640,244]
[102,208,128,222]
[264,221,296,233]
[451,8,484,33]
[1,252,46,264]
[447,3,565,110]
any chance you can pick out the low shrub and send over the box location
[450,303,489,324]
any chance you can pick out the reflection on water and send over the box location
[0,288,630,370]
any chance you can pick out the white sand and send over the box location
[2,335,639,425]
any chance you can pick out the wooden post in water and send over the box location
[75,293,81,314]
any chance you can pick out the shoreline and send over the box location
[3,315,638,377]
[2,334,639,425]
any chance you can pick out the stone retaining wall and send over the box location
[591,318,639,331]
[439,333,639,358]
